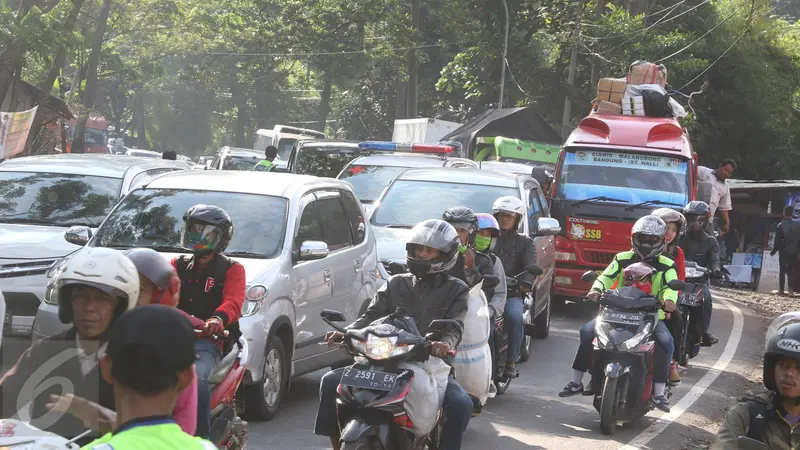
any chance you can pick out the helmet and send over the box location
[652,208,687,236]
[405,219,460,278]
[123,248,181,307]
[683,201,710,235]
[493,196,525,230]
[53,247,139,325]
[181,204,233,255]
[475,213,501,238]
[622,262,657,287]
[443,206,477,247]
[764,323,800,391]
[631,215,666,261]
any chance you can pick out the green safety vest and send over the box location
[81,420,217,450]
[253,159,275,172]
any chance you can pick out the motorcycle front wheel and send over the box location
[342,435,384,450]
[600,376,620,435]
[678,309,691,367]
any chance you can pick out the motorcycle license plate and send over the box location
[678,292,697,306]
[601,310,644,326]
[341,367,398,391]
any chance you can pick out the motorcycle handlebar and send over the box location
[193,328,230,340]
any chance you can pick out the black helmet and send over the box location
[181,204,234,255]
[683,201,710,236]
[405,219,460,279]
[443,206,477,246]
[631,215,666,261]
[764,323,800,391]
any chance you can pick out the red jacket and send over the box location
[673,246,686,281]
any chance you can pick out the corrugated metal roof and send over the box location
[728,179,800,190]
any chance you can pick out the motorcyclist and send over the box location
[679,200,721,347]
[652,207,687,384]
[80,305,217,450]
[474,212,507,318]
[0,247,138,445]
[172,204,245,439]
[314,219,473,450]
[442,206,499,301]
[46,248,198,436]
[712,321,800,449]
[492,196,537,379]
[558,215,678,413]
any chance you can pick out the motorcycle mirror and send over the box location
[428,319,460,333]
[526,264,544,276]
[667,280,686,291]
[736,436,768,449]
[582,271,599,283]
[320,309,347,322]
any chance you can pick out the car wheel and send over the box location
[534,294,551,339]
[245,336,288,421]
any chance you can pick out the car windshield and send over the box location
[223,155,260,170]
[296,146,360,177]
[0,171,122,227]
[71,127,106,146]
[338,165,410,203]
[555,149,690,205]
[371,180,519,227]
[94,188,287,258]
[277,138,298,160]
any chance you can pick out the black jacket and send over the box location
[347,273,469,349]
[494,229,537,284]
[773,219,800,256]
[679,231,721,272]
[0,328,114,445]
[448,251,497,301]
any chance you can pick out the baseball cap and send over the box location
[107,304,196,370]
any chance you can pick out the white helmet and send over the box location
[51,247,139,324]
[492,196,525,217]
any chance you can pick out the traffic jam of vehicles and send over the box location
[0,62,762,450]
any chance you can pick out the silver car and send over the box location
[368,167,561,360]
[35,170,378,420]
[0,154,189,337]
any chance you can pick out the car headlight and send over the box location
[242,285,268,317]
[352,335,414,360]
[45,257,69,279]
[619,322,653,351]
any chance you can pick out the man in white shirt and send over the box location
[697,159,735,236]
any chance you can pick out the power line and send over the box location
[655,4,745,63]
[586,0,687,41]
[677,21,753,90]
[194,40,472,58]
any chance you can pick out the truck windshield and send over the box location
[555,149,689,205]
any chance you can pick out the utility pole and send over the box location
[561,0,585,139]
[407,0,420,118]
[498,0,509,109]
[590,0,605,91]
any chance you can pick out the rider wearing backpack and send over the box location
[712,321,800,449]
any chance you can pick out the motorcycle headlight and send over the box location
[620,322,653,351]
[357,335,415,360]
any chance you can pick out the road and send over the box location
[246,293,764,450]
[0,292,763,449]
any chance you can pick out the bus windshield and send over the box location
[555,149,690,205]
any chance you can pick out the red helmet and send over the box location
[622,262,657,287]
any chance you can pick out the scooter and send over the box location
[581,271,684,435]
[188,316,249,450]
[320,307,459,450]
[676,262,728,367]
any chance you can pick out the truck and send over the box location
[391,118,462,145]
[65,112,109,154]
[549,113,699,305]
[254,125,326,162]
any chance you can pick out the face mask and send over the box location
[474,235,491,252]
[458,244,468,254]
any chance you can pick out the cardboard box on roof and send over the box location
[597,78,627,104]
[627,61,667,87]
[595,100,623,115]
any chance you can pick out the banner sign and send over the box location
[570,150,686,173]
[0,106,38,158]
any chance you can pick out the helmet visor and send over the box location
[182,223,224,252]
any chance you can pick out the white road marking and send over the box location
[620,295,744,450]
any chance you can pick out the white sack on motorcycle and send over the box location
[453,280,493,405]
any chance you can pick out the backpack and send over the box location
[742,397,775,444]
[641,88,670,118]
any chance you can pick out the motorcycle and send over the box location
[581,271,684,435]
[676,262,728,367]
[491,264,543,394]
[187,316,249,450]
[320,307,459,450]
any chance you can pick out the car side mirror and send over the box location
[534,217,561,236]
[298,241,329,261]
[320,309,347,322]
[668,279,686,291]
[582,271,599,283]
[65,226,92,246]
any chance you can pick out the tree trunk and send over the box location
[72,0,112,153]
[317,67,333,132]
[135,89,146,147]
[406,0,420,118]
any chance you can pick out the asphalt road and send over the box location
[0,292,764,449]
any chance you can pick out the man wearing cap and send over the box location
[80,305,216,450]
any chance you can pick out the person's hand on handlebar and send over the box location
[325,331,345,347]
[663,300,676,313]
[430,341,453,358]
[202,317,224,337]
[586,290,601,302]
[711,269,722,279]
